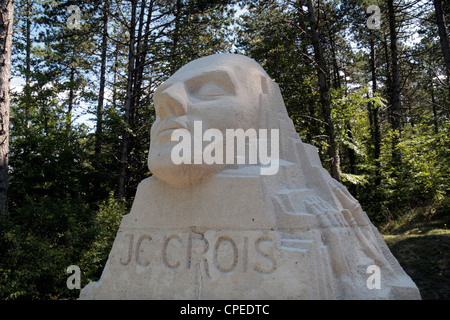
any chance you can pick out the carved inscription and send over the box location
[119,230,277,276]
[214,236,238,273]
[162,234,182,269]
[254,236,276,274]
[120,233,152,267]
[136,234,152,267]
[120,233,134,265]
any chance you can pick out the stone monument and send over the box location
[79,54,421,299]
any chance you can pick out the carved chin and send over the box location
[149,163,223,186]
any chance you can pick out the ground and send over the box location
[380,203,450,300]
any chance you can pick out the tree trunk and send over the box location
[112,44,119,110]
[433,0,450,74]
[96,2,109,156]
[0,0,13,222]
[130,0,146,125]
[387,0,402,167]
[131,0,152,125]
[369,34,381,186]
[25,0,31,129]
[346,121,357,195]
[119,0,137,200]
[323,9,340,89]
[67,64,74,132]
[305,0,342,182]
[171,0,183,74]
[430,82,439,134]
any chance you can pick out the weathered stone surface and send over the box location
[80,54,421,300]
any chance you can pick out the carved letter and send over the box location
[187,230,211,278]
[163,234,182,269]
[254,236,276,274]
[213,236,238,273]
[136,234,152,267]
[120,233,134,265]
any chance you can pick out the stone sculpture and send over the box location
[80,54,421,299]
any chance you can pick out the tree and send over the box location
[386,0,402,168]
[236,0,345,181]
[95,1,109,157]
[118,0,138,201]
[305,0,342,182]
[117,0,235,200]
[433,0,450,75]
[236,0,321,148]
[0,0,14,222]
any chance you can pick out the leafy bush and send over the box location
[0,193,126,300]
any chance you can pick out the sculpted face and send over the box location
[148,54,270,186]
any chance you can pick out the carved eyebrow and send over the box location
[184,70,237,96]
[153,68,237,107]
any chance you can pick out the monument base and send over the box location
[81,54,421,300]
[80,161,420,300]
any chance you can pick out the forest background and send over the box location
[0,0,448,300]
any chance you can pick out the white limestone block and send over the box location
[80,54,421,300]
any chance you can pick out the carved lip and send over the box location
[156,120,190,137]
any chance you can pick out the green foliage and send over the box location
[384,119,450,209]
[0,199,89,299]
[2,0,449,300]
[0,193,125,300]
[78,193,126,285]
[2,0,237,300]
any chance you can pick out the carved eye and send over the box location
[196,82,228,99]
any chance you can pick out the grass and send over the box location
[379,201,450,300]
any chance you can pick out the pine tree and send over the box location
[433,0,450,74]
[305,0,342,182]
[0,0,13,222]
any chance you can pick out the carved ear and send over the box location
[260,74,270,94]
[257,74,286,130]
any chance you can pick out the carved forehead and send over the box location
[154,54,269,98]
[173,53,269,78]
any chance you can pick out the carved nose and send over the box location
[156,84,187,119]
